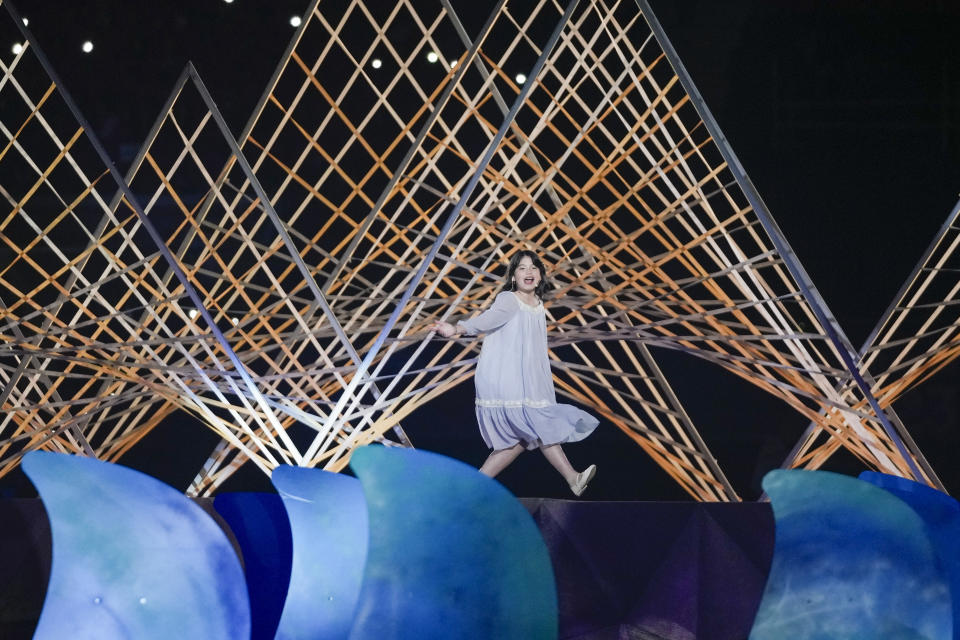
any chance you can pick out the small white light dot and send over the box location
[188,308,198,320]
[371,58,382,69]
[289,15,301,27]
[81,40,93,53]
[223,0,234,3]
[93,596,102,605]
[426,51,438,63]
[12,43,23,55]
[450,60,457,70]
[231,317,239,326]
[22,17,28,26]
[138,596,147,605]
[515,73,527,84]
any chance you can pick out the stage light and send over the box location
[515,73,527,84]
[426,51,438,63]
[231,317,239,326]
[187,309,198,320]
[289,15,301,27]
[22,17,28,26]
[12,43,23,55]
[82,40,93,53]
[450,60,457,70]
[224,0,234,3]
[371,58,382,69]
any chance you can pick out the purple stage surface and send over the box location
[0,498,773,640]
[521,500,774,640]
[0,499,51,639]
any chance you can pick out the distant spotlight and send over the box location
[231,317,239,326]
[22,17,28,26]
[515,73,527,84]
[450,60,457,70]
[224,0,234,3]
[426,51,438,63]
[289,15,301,27]
[371,58,382,69]
[81,40,93,53]
[188,309,199,320]
[12,42,23,55]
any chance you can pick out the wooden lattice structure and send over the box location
[1,0,957,500]
[784,198,960,482]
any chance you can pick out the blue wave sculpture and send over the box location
[22,451,249,639]
[861,471,960,639]
[751,469,951,639]
[347,445,557,640]
[271,465,368,640]
[213,492,293,640]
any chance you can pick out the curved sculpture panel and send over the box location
[271,466,368,640]
[347,445,557,640]
[751,469,951,639]
[21,451,249,640]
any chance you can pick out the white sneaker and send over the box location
[569,464,597,497]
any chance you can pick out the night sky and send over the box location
[5,0,960,501]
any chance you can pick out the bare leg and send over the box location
[539,443,579,485]
[479,443,525,478]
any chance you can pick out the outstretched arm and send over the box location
[429,319,462,338]
[430,291,519,338]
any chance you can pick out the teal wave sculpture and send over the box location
[347,445,557,639]
[271,466,368,639]
[22,451,249,639]
[751,469,951,639]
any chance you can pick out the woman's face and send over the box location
[513,255,541,294]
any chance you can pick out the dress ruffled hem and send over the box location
[475,402,599,451]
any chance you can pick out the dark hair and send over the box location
[502,249,550,299]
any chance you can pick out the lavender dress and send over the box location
[458,291,599,451]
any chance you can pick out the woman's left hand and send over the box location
[430,321,457,338]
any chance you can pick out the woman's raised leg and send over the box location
[540,443,596,496]
[539,443,578,485]
[479,443,525,477]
